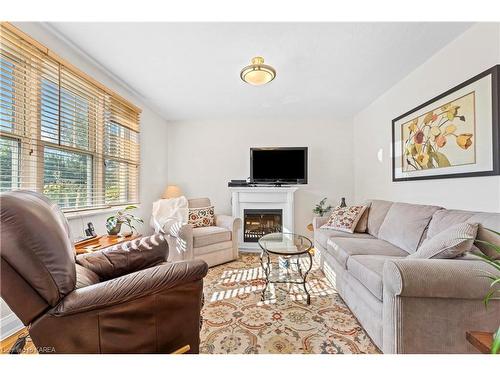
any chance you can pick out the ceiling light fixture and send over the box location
[240,56,276,86]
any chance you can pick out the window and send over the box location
[0,22,141,212]
[104,98,140,205]
[0,136,20,191]
[43,146,93,208]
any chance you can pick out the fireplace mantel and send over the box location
[229,186,298,250]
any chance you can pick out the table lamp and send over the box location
[162,185,182,199]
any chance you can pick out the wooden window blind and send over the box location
[0,22,141,212]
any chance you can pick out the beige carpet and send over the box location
[200,253,380,354]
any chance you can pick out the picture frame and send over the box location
[392,65,499,182]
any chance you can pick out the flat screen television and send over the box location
[250,147,308,184]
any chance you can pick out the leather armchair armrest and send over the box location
[313,216,329,230]
[383,257,495,300]
[52,260,208,316]
[76,234,169,280]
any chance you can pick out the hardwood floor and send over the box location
[0,328,36,354]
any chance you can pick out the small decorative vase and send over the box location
[340,197,347,208]
[119,228,133,237]
[107,222,122,235]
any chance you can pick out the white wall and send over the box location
[167,118,354,238]
[1,23,170,339]
[353,23,500,212]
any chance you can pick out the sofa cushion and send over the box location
[425,209,499,259]
[366,200,394,237]
[378,202,442,254]
[327,237,408,269]
[314,228,374,249]
[466,212,500,260]
[347,255,399,301]
[426,209,476,239]
[188,197,211,208]
[194,241,233,256]
[409,222,478,259]
[193,226,231,248]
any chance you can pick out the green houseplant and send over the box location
[472,228,500,354]
[313,197,332,217]
[106,205,144,235]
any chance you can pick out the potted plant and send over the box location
[472,228,500,354]
[312,197,332,217]
[106,205,144,236]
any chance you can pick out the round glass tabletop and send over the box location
[258,232,313,255]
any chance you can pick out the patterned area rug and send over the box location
[200,253,380,354]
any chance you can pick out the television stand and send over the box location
[252,183,293,187]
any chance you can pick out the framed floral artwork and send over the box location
[392,65,499,182]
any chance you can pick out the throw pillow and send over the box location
[354,202,371,233]
[76,234,169,280]
[188,206,215,228]
[321,205,367,234]
[408,222,478,259]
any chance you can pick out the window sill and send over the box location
[64,205,141,220]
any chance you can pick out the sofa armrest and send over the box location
[76,234,168,280]
[166,222,194,262]
[52,260,208,316]
[382,257,500,353]
[383,258,495,300]
[167,221,193,239]
[313,216,329,230]
[216,214,241,232]
[216,215,242,260]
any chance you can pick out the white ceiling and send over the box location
[46,22,472,121]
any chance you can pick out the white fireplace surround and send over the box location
[229,186,298,250]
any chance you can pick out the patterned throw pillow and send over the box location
[188,206,215,228]
[408,222,478,259]
[321,205,367,233]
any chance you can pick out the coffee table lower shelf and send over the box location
[260,251,313,305]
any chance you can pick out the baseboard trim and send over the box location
[239,248,260,254]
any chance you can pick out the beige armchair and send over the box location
[167,198,241,267]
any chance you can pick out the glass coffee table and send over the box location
[258,232,314,304]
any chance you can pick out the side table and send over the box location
[75,234,141,254]
[466,331,495,354]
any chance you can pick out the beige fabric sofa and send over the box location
[167,198,242,267]
[313,199,500,354]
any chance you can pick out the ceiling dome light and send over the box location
[240,56,276,86]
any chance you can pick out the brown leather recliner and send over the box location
[0,190,208,354]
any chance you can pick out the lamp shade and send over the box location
[162,185,182,199]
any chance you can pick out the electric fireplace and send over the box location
[243,209,283,242]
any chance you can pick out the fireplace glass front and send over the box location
[243,209,283,242]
